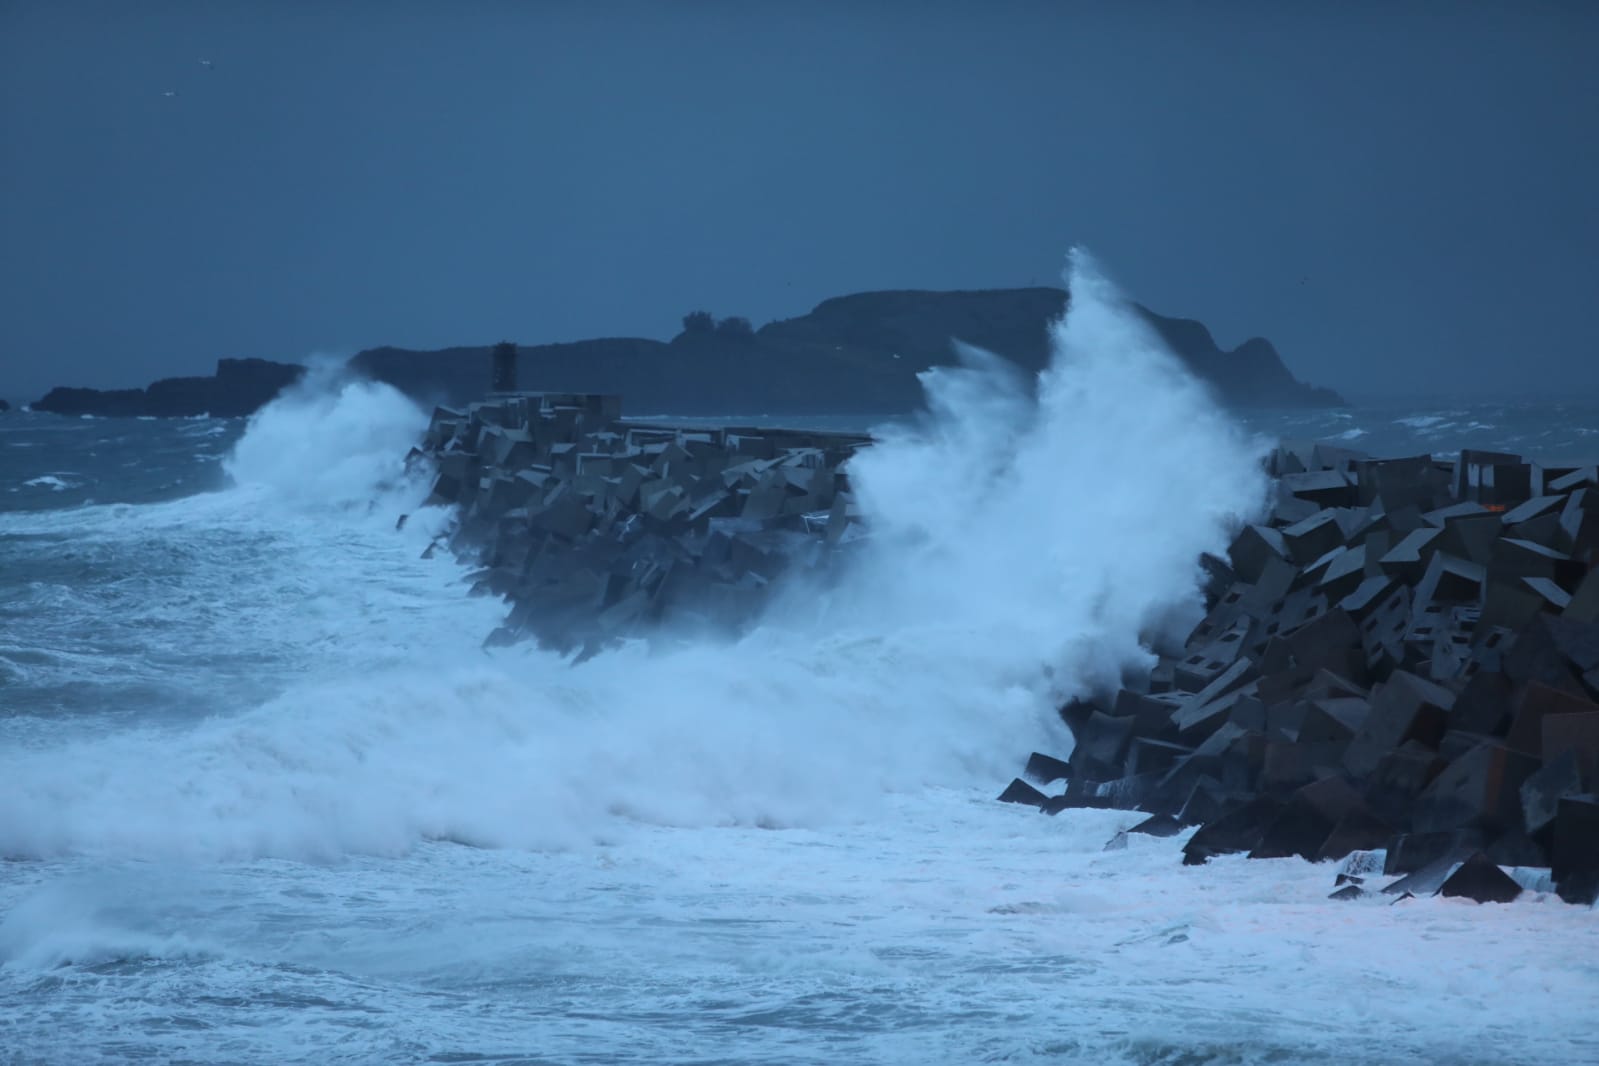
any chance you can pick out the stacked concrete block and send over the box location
[408,394,872,656]
[1007,445,1599,906]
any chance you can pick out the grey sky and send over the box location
[2,0,1595,403]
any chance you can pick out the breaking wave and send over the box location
[0,251,1269,861]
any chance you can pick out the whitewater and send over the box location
[2,260,1596,1065]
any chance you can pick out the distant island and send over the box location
[29,287,1343,417]
[31,358,305,419]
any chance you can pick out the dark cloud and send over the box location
[2,0,1595,401]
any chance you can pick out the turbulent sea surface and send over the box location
[4,287,1598,1062]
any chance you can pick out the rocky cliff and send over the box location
[351,287,1343,414]
[32,359,305,418]
[31,287,1341,418]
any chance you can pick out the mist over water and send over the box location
[0,252,1267,863]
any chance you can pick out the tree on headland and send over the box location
[714,316,754,339]
[681,310,715,335]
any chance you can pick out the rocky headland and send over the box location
[27,287,1341,418]
[31,359,305,418]
[355,288,1343,414]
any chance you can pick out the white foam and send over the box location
[0,251,1269,863]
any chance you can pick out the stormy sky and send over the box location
[2,1,1595,403]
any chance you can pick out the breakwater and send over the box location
[411,393,1599,907]
[1007,443,1599,906]
[410,392,869,655]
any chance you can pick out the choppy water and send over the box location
[3,268,1596,1065]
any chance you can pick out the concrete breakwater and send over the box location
[1008,444,1599,906]
[411,393,1599,907]
[409,392,871,654]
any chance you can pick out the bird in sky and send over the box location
[198,58,214,70]
[162,90,177,98]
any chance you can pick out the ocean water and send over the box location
[3,266,1597,1065]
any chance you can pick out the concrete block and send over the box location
[1490,538,1582,588]
[1436,852,1523,903]
[1023,752,1072,786]
[1287,608,1364,677]
[1128,814,1184,838]
[528,491,593,541]
[1504,616,1592,691]
[1177,776,1230,826]
[1414,551,1485,606]
[1486,831,1548,869]
[1261,695,1307,738]
[1250,777,1368,860]
[1500,494,1567,528]
[1508,512,1566,551]
[1563,571,1599,625]
[1520,749,1583,834]
[1089,773,1161,811]
[1172,638,1251,694]
[1067,710,1138,781]
[1112,689,1187,739]
[1181,796,1285,865]
[1551,796,1599,905]
[1299,696,1369,746]
[1329,884,1367,901]
[1541,710,1599,789]
[1280,469,1357,508]
[1271,441,1314,476]
[1425,606,1479,683]
[1228,525,1291,584]
[1311,443,1369,473]
[1451,670,1513,736]
[1382,828,1485,876]
[1304,668,1369,701]
[1506,681,1598,758]
[1439,513,1504,567]
[1452,450,1531,505]
[1273,495,1321,526]
[1228,693,1268,732]
[1379,527,1444,583]
[1347,580,1411,673]
[1282,510,1347,565]
[1342,671,1454,778]
[1257,737,1317,793]
[1172,687,1247,742]
[1041,794,1075,816]
[1316,807,1397,863]
[1411,741,1538,835]
[1549,467,1599,492]
[1317,544,1369,603]
[1356,456,1450,511]
[1258,585,1327,643]
[1188,655,1260,706]
[997,778,1049,809]
[1125,737,1193,777]
[1363,741,1447,827]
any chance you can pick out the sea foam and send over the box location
[0,251,1269,861]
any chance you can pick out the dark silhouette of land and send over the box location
[30,287,1342,417]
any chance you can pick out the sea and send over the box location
[3,274,1597,1065]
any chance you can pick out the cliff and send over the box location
[31,287,1341,418]
[350,287,1343,413]
[32,359,305,418]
